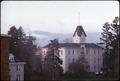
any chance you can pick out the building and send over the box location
[42,25,104,73]
[9,53,26,81]
[0,34,10,81]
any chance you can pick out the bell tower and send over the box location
[73,25,87,43]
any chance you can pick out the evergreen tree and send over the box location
[68,54,89,78]
[43,39,63,80]
[8,26,37,80]
[8,26,19,57]
[100,17,119,78]
[109,17,119,78]
[110,17,119,48]
[31,52,43,80]
[100,22,112,72]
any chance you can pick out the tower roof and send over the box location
[73,25,87,37]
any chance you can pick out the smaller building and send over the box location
[9,53,26,81]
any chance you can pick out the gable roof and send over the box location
[9,53,24,62]
[73,25,87,37]
[43,43,103,49]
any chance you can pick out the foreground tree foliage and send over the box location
[100,17,119,78]
[43,39,63,80]
[66,54,89,78]
[8,26,37,80]
[31,53,43,80]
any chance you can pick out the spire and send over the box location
[78,12,80,25]
[73,25,87,37]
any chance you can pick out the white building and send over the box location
[9,53,26,81]
[42,25,104,73]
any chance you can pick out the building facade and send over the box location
[9,53,26,81]
[0,34,10,81]
[42,25,104,73]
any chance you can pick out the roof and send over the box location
[43,43,104,49]
[73,25,87,37]
[0,34,11,38]
[9,53,25,62]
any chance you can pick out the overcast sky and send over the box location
[1,1,119,34]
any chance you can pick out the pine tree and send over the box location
[8,26,18,55]
[109,17,119,78]
[100,22,112,73]
[100,17,119,78]
[43,39,63,80]
[8,26,37,80]
[110,17,119,48]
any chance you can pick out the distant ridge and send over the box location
[28,30,101,47]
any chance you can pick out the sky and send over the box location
[1,1,119,34]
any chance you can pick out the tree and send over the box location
[8,26,37,80]
[100,17,119,78]
[43,39,63,80]
[8,26,19,57]
[68,54,89,78]
[109,17,119,78]
[100,22,112,73]
[31,53,43,80]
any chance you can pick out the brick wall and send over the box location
[0,35,10,81]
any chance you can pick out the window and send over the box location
[16,74,19,81]
[17,74,20,81]
[81,51,84,54]
[16,65,19,71]
[94,50,96,54]
[98,50,99,54]
[98,65,100,70]
[86,49,88,54]
[73,50,74,54]
[81,47,84,54]
[60,50,63,55]
[94,65,96,70]
[94,59,96,64]
[68,50,70,54]
[68,58,70,64]
[16,65,20,71]
[19,65,20,71]
[81,47,84,51]
[68,58,70,61]
[98,58,100,64]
